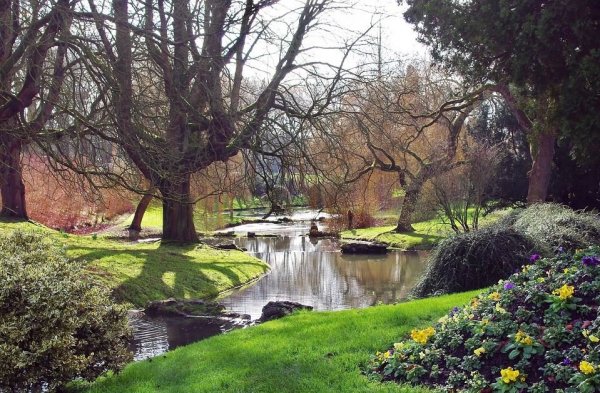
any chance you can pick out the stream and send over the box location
[129,209,430,360]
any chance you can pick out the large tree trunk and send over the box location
[527,131,556,203]
[395,186,421,233]
[0,142,27,219]
[160,176,198,243]
[129,192,154,231]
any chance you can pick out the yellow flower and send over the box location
[522,265,530,273]
[495,303,507,314]
[580,361,596,375]
[393,342,405,351]
[515,330,534,346]
[473,347,486,357]
[438,315,449,324]
[488,292,501,301]
[410,327,435,344]
[582,330,600,343]
[537,277,545,283]
[471,298,480,309]
[500,367,520,384]
[481,318,490,325]
[553,284,575,300]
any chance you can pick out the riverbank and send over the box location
[0,220,269,307]
[72,290,478,393]
[341,209,511,250]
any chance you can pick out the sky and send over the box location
[247,0,430,80]
[344,0,428,57]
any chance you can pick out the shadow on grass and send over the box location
[70,242,265,307]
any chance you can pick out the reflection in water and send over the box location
[219,235,429,319]
[131,209,430,358]
[128,312,236,360]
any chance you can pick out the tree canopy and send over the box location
[402,0,600,200]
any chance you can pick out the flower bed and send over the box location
[369,246,600,392]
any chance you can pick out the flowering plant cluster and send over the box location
[368,246,600,392]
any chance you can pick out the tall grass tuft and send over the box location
[412,226,537,298]
[412,203,600,298]
[512,203,600,251]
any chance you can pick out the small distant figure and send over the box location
[309,221,319,236]
[347,210,354,230]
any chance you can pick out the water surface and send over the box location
[130,209,429,359]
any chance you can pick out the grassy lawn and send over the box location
[342,209,510,250]
[0,220,269,307]
[120,202,258,233]
[73,290,479,393]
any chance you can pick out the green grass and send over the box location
[0,220,269,307]
[74,290,479,393]
[342,209,510,250]
[121,201,258,233]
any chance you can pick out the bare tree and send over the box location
[0,0,73,218]
[311,63,483,232]
[64,0,365,242]
[432,143,503,233]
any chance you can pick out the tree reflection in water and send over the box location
[219,234,428,319]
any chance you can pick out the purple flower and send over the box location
[504,282,515,290]
[582,256,600,267]
[562,357,572,366]
[530,254,541,263]
[449,306,461,316]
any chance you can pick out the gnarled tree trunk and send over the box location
[129,192,154,231]
[159,176,198,243]
[527,131,556,203]
[0,140,27,219]
[395,184,421,233]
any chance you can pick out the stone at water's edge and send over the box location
[145,298,250,320]
[340,241,388,254]
[214,242,247,251]
[259,301,313,322]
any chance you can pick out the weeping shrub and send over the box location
[512,203,600,251]
[412,204,600,298]
[0,231,131,392]
[412,226,537,298]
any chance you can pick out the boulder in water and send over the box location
[340,241,388,254]
[214,242,245,251]
[145,298,225,318]
[259,301,313,322]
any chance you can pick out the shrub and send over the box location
[412,226,537,297]
[369,247,600,392]
[0,231,131,392]
[512,203,600,251]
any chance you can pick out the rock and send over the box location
[247,232,256,238]
[145,298,226,318]
[259,301,313,322]
[214,242,244,251]
[308,230,339,238]
[340,241,388,254]
[214,231,235,237]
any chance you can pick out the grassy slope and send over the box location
[342,210,509,250]
[0,220,268,307]
[76,291,478,393]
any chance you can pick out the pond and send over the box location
[130,209,430,360]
